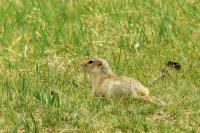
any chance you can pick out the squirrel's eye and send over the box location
[88,60,94,64]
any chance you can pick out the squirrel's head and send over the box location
[80,58,112,75]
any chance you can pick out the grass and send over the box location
[0,0,200,132]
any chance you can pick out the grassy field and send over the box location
[0,0,200,132]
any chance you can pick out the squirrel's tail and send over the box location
[136,87,165,106]
[142,95,165,106]
[148,96,165,106]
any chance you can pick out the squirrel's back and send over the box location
[101,76,149,98]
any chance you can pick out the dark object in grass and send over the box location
[167,61,181,70]
[148,61,180,85]
[50,90,58,96]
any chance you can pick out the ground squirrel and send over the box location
[80,58,165,106]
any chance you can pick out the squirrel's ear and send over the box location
[95,60,102,66]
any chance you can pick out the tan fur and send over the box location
[80,58,165,106]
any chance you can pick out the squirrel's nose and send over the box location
[80,61,87,67]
